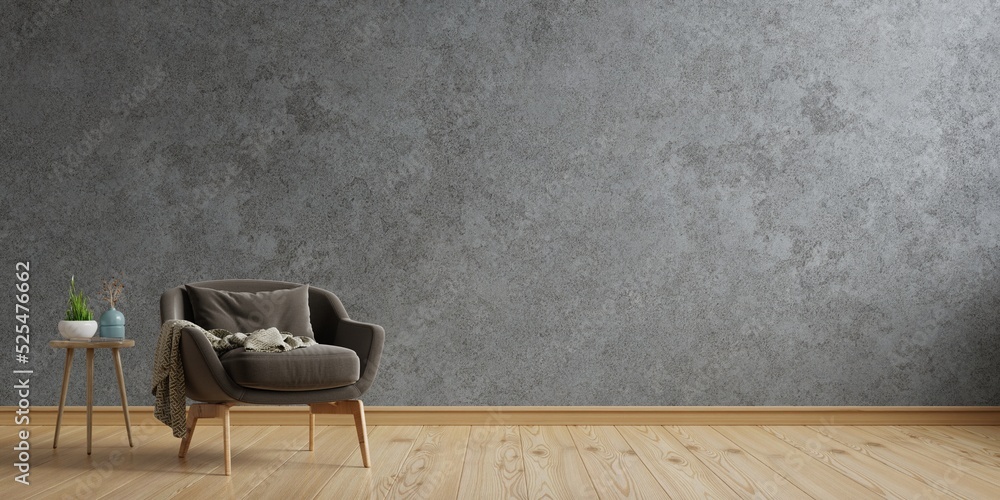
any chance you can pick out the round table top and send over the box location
[49,338,136,349]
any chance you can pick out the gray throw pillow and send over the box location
[184,284,315,339]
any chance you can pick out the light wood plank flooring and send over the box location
[4,424,999,498]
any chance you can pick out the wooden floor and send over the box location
[4,424,1000,498]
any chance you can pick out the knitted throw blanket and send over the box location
[201,326,316,354]
[152,319,317,438]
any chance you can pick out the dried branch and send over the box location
[99,273,126,309]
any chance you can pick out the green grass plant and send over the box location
[65,275,94,321]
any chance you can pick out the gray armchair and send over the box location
[160,279,384,475]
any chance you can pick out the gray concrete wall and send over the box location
[2,1,998,408]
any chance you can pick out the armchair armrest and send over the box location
[179,326,244,402]
[332,318,384,394]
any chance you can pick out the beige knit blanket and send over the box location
[152,319,316,438]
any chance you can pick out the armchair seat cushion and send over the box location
[220,344,360,391]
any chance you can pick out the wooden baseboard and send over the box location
[3,406,999,427]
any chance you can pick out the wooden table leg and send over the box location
[86,348,94,455]
[53,348,74,449]
[112,348,133,447]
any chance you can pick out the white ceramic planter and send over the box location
[58,320,98,339]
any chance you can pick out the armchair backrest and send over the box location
[160,279,349,345]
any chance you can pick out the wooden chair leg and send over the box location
[222,406,231,476]
[308,400,371,468]
[351,400,371,468]
[309,412,316,451]
[178,406,200,458]
[178,403,234,476]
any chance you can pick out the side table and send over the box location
[49,339,135,455]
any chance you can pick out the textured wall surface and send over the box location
[2,1,998,408]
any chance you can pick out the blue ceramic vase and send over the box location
[99,307,125,339]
